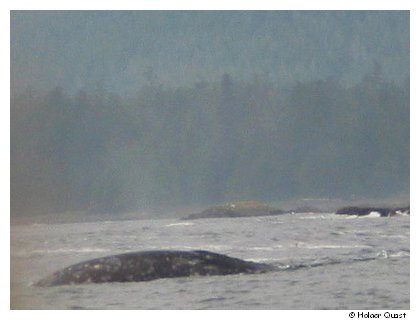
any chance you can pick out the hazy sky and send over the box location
[11,11,409,95]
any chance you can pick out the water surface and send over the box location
[11,212,409,309]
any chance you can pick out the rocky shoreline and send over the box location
[182,201,322,220]
[182,200,410,220]
[335,206,410,217]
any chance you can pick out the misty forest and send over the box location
[10,11,409,218]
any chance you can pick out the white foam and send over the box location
[343,211,382,218]
[247,258,280,263]
[377,250,389,258]
[297,214,335,220]
[379,234,407,239]
[344,215,359,219]
[375,250,410,259]
[395,210,410,216]
[165,222,194,227]
[388,251,410,258]
[335,213,381,219]
[298,244,371,249]
[249,246,276,251]
[363,211,382,218]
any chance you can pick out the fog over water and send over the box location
[11,11,409,220]
[9,9,410,311]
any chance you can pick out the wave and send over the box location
[165,222,195,227]
[339,212,382,219]
[339,211,410,219]
[360,212,382,218]
[149,245,233,252]
[248,258,283,263]
[298,244,371,249]
[12,247,110,258]
[297,214,335,220]
[240,243,371,251]
[248,246,280,251]
[273,249,410,272]
[377,249,410,258]
[31,247,109,254]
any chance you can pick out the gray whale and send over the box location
[35,250,278,286]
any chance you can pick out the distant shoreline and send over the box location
[11,196,409,226]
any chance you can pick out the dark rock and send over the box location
[183,201,285,220]
[335,206,410,217]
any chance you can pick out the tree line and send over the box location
[11,67,409,216]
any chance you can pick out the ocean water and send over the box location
[10,212,410,309]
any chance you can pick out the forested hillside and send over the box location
[11,66,409,216]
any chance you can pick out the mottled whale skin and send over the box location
[35,250,277,287]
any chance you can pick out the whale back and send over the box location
[35,250,277,286]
